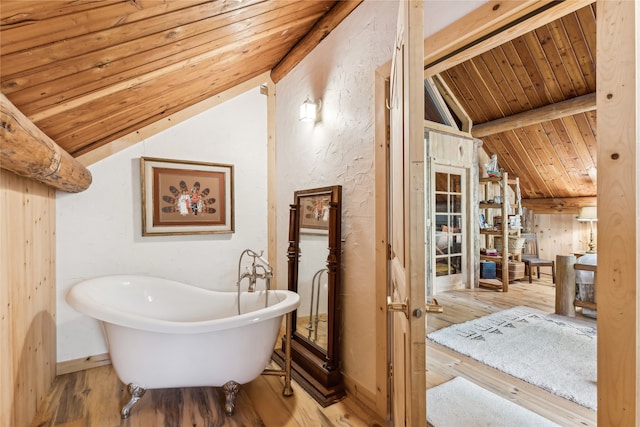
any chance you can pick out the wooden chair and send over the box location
[521,233,555,283]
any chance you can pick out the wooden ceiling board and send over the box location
[544,119,589,194]
[7,2,324,116]
[39,31,300,154]
[575,4,597,61]
[534,127,573,196]
[566,114,597,186]
[580,110,597,159]
[480,48,528,116]
[1,0,345,157]
[71,67,271,157]
[1,1,232,62]
[2,1,326,91]
[465,60,504,120]
[522,34,561,105]
[506,126,560,197]
[505,41,544,112]
[440,5,596,202]
[445,64,492,123]
[485,131,545,198]
[535,26,581,100]
[489,129,548,199]
[1,0,123,25]
[468,55,508,118]
[552,16,591,95]
[1,1,275,95]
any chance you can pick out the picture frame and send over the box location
[140,157,234,236]
[298,192,332,234]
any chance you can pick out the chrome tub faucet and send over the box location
[236,249,273,314]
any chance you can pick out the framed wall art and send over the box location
[140,157,234,236]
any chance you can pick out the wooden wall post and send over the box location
[555,255,576,316]
[0,170,56,427]
[596,1,638,425]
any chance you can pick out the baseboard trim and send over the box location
[56,353,111,376]
[342,372,383,418]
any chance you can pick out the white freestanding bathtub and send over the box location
[66,274,299,418]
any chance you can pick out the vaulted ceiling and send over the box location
[438,3,597,204]
[0,0,357,157]
[1,1,597,206]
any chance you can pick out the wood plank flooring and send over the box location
[30,362,386,427]
[427,278,597,427]
[32,277,596,426]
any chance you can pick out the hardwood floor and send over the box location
[30,362,386,427]
[32,277,596,426]
[427,277,597,427]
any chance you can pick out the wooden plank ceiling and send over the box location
[0,0,354,157]
[439,3,597,203]
[1,1,596,205]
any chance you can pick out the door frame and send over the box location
[374,0,618,423]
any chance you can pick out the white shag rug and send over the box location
[427,377,561,427]
[427,306,597,410]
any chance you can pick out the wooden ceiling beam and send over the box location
[0,93,91,193]
[471,92,596,137]
[521,196,596,214]
[270,0,362,83]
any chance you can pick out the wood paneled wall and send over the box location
[529,212,594,263]
[0,168,56,427]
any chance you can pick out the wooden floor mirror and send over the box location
[273,185,345,406]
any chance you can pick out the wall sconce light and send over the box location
[577,206,597,253]
[299,97,320,122]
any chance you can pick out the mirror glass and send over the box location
[295,221,330,350]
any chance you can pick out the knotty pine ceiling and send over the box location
[1,1,596,203]
[0,0,349,157]
[440,4,597,201]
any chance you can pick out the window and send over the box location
[433,167,465,289]
[424,75,469,132]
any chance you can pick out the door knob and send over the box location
[426,298,443,313]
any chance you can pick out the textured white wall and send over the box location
[275,0,488,398]
[275,0,398,395]
[57,88,267,362]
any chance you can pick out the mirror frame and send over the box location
[273,185,344,406]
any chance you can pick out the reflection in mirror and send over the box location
[308,269,328,345]
[296,233,329,349]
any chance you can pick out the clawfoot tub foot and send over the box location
[121,383,146,419]
[222,380,240,416]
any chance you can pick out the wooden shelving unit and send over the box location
[478,172,521,292]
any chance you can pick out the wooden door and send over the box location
[387,1,425,426]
